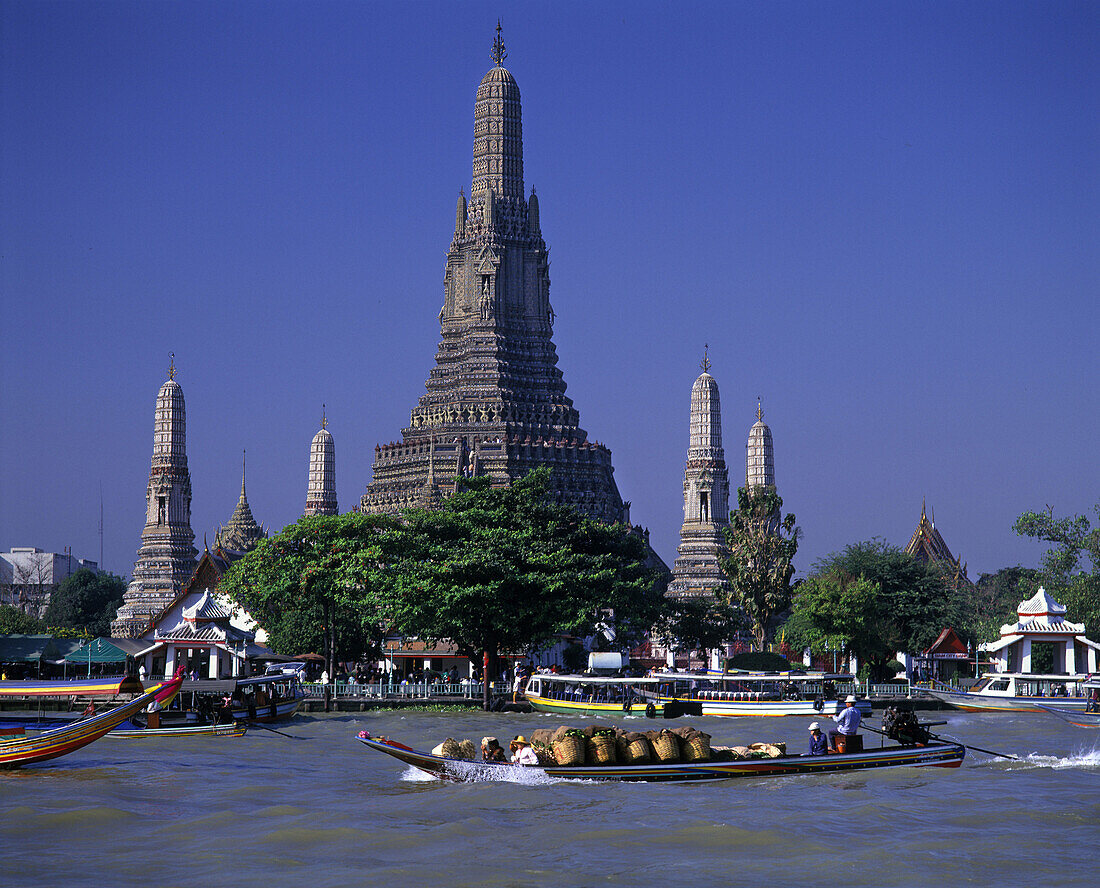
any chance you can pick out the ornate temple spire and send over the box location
[491,19,507,67]
[746,399,776,491]
[214,450,266,553]
[359,31,628,528]
[471,24,523,198]
[304,406,337,516]
[668,356,730,599]
[113,360,198,636]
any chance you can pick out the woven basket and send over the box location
[433,738,463,759]
[683,735,712,762]
[652,731,680,763]
[624,737,653,764]
[457,739,477,761]
[587,735,617,765]
[553,735,586,766]
[533,745,556,766]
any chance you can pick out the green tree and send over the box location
[1015,502,1100,637]
[375,468,662,709]
[784,540,965,680]
[0,604,44,634]
[220,512,396,678]
[721,486,800,650]
[965,566,1039,643]
[43,569,126,636]
[652,595,747,660]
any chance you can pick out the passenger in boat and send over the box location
[509,736,539,765]
[829,695,862,751]
[807,722,829,756]
[481,737,507,762]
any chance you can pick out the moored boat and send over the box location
[107,720,247,739]
[927,673,1090,713]
[1036,678,1100,727]
[525,670,872,719]
[354,730,965,782]
[230,673,305,722]
[0,674,184,768]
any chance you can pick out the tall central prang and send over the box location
[359,27,627,524]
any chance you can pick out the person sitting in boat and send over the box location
[481,737,507,762]
[807,721,829,756]
[509,735,538,765]
[829,695,862,751]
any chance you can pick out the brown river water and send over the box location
[2,709,1097,887]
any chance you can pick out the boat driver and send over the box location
[829,695,862,751]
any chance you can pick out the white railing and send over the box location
[302,680,504,700]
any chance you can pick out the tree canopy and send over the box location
[783,540,965,680]
[0,604,44,635]
[220,512,397,676]
[43,569,126,637]
[1015,501,1100,637]
[373,469,662,702]
[220,468,663,709]
[721,486,800,650]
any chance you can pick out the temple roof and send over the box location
[214,453,266,553]
[905,500,965,577]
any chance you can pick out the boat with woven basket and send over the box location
[355,728,965,783]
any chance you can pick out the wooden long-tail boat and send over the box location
[107,721,247,739]
[0,675,183,769]
[0,675,146,698]
[0,671,183,709]
[354,731,965,783]
[1037,704,1100,729]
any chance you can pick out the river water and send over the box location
[2,708,1097,887]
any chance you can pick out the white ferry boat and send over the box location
[524,670,870,718]
[927,673,1090,713]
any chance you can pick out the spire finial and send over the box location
[756,398,764,422]
[241,449,247,496]
[168,352,176,380]
[700,344,710,374]
[321,403,327,430]
[491,20,507,67]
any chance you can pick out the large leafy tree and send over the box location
[965,566,1039,643]
[653,595,748,659]
[721,486,800,650]
[220,512,396,678]
[43,569,126,637]
[784,540,965,680]
[1015,502,1100,637]
[0,604,44,634]
[374,468,662,709]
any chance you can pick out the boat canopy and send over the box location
[532,673,659,684]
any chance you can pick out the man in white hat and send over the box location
[807,722,829,756]
[829,694,862,752]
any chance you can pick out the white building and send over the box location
[0,547,100,617]
[979,587,1099,675]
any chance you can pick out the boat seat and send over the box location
[834,734,864,754]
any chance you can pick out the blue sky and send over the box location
[1,1,1096,582]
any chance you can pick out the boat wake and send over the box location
[399,762,561,785]
[1012,746,1100,772]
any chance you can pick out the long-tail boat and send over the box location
[354,730,965,783]
[0,674,183,769]
[0,672,183,708]
[107,720,247,739]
